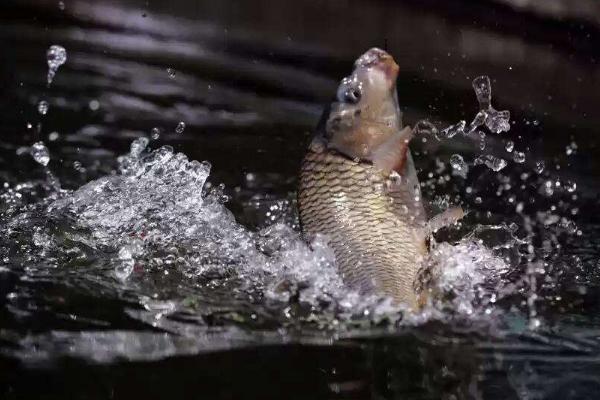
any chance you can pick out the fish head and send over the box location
[315,48,402,161]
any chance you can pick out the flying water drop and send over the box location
[471,76,511,134]
[505,140,514,152]
[176,121,186,134]
[535,161,545,174]
[450,154,465,170]
[30,141,50,166]
[485,109,511,134]
[513,151,526,164]
[474,155,507,172]
[472,76,491,109]
[37,100,49,115]
[46,45,67,85]
[478,131,486,150]
[437,120,465,140]
[450,154,468,178]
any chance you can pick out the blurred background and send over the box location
[1,0,599,199]
[2,1,600,399]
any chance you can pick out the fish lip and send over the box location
[355,47,399,82]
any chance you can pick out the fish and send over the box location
[298,48,463,309]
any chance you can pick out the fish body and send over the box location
[298,48,459,307]
[299,147,427,307]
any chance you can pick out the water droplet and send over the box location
[535,161,545,174]
[46,45,67,85]
[437,120,465,139]
[176,121,186,134]
[58,1,65,10]
[166,68,176,79]
[472,76,491,109]
[565,181,577,193]
[130,137,149,157]
[450,154,466,170]
[89,99,100,111]
[516,202,524,213]
[37,100,49,115]
[48,131,60,141]
[505,140,514,152]
[485,109,511,133]
[151,127,161,140]
[30,141,50,166]
[475,196,482,204]
[513,151,526,163]
[478,131,486,150]
[467,111,487,134]
[544,180,554,196]
[474,155,507,172]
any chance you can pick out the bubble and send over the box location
[474,155,507,172]
[58,1,65,10]
[30,141,50,166]
[176,121,186,134]
[513,151,526,163]
[565,181,577,193]
[37,100,49,115]
[505,140,514,152]
[166,68,176,79]
[48,132,60,141]
[89,100,100,111]
[46,45,67,85]
[151,127,161,140]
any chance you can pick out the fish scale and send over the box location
[298,148,428,307]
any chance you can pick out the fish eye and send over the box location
[344,88,362,104]
[337,83,362,104]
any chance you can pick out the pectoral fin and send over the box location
[423,207,465,237]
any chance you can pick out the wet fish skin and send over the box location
[298,145,427,308]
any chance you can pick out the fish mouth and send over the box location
[355,47,399,83]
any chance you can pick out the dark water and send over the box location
[2,1,600,399]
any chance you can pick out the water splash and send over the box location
[419,76,510,142]
[472,76,511,134]
[46,45,67,85]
